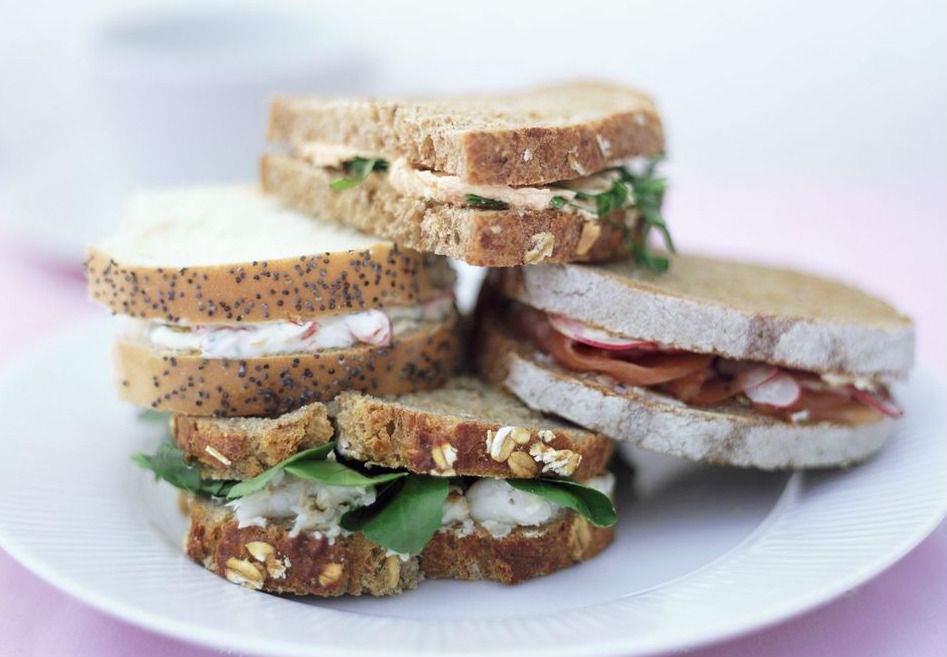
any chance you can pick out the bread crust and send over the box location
[267,81,664,186]
[491,256,914,378]
[332,378,613,480]
[86,244,454,324]
[115,316,462,416]
[476,318,891,470]
[261,154,632,267]
[185,496,613,595]
[173,403,333,479]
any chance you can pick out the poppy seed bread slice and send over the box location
[267,80,664,187]
[331,376,613,480]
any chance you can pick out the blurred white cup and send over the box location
[93,3,373,186]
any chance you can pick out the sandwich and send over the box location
[477,253,915,469]
[136,377,618,596]
[262,81,675,269]
[85,185,462,416]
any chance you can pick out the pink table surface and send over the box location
[1,175,944,657]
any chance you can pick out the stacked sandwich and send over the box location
[87,81,914,597]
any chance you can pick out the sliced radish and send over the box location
[732,364,779,391]
[742,371,801,408]
[848,386,904,419]
[548,314,656,351]
[346,310,392,347]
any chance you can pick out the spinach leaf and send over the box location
[132,443,233,498]
[465,194,510,210]
[508,477,616,527]
[283,460,407,488]
[330,158,389,190]
[225,443,336,499]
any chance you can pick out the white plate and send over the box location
[1,321,945,657]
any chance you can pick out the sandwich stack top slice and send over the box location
[86,185,462,416]
[263,81,675,268]
[138,377,618,597]
[477,253,915,470]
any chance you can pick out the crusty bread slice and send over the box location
[116,315,461,416]
[477,317,891,470]
[185,494,613,595]
[332,376,613,480]
[261,154,631,267]
[86,185,454,324]
[492,253,914,378]
[174,403,333,480]
[267,81,664,186]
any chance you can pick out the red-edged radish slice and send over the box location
[346,310,393,347]
[548,314,656,351]
[743,371,801,408]
[732,364,779,391]
[849,386,904,419]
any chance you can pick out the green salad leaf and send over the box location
[330,158,390,190]
[132,443,234,498]
[340,475,449,554]
[464,194,510,210]
[508,477,616,527]
[283,460,408,488]
[225,443,337,498]
[137,408,170,423]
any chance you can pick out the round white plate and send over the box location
[1,321,945,657]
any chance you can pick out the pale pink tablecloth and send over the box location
[1,175,944,656]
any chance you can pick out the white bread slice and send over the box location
[261,154,632,267]
[185,492,613,595]
[116,315,461,417]
[331,376,613,480]
[477,316,891,470]
[267,80,664,186]
[492,254,914,379]
[86,185,454,323]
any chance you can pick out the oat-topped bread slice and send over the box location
[267,81,664,186]
[332,376,613,480]
[85,185,462,416]
[478,253,915,469]
[263,81,675,268]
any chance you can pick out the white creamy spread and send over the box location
[129,295,453,358]
[296,142,370,168]
[229,471,615,548]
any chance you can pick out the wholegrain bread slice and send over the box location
[185,494,613,595]
[261,154,631,267]
[492,254,914,378]
[332,376,613,480]
[267,81,664,186]
[173,403,333,479]
[477,315,892,470]
[86,185,454,324]
[116,315,461,416]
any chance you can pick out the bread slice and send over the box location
[477,316,892,470]
[115,315,461,416]
[267,81,664,186]
[173,403,333,480]
[492,254,914,379]
[185,494,613,595]
[332,376,613,480]
[86,185,454,324]
[261,154,631,267]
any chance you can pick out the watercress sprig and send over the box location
[329,158,390,190]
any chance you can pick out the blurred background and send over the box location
[0,0,944,367]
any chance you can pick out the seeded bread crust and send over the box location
[492,255,915,379]
[261,154,633,267]
[267,81,664,186]
[185,495,613,595]
[86,244,454,324]
[115,315,462,416]
[476,314,891,470]
[173,403,333,479]
[332,376,613,480]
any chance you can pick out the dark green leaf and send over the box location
[137,409,170,423]
[550,196,569,210]
[132,443,233,498]
[329,158,389,190]
[464,194,509,210]
[226,443,336,499]
[507,478,616,527]
[340,475,449,554]
[284,460,408,487]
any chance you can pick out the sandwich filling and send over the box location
[505,301,902,424]
[296,143,675,272]
[126,293,454,358]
